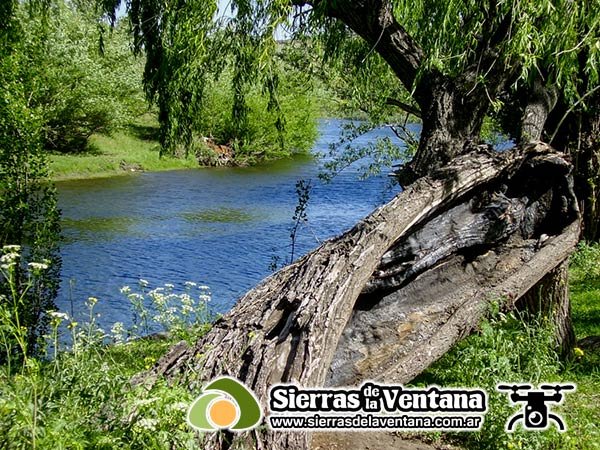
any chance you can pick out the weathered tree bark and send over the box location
[141,144,579,450]
[520,79,558,143]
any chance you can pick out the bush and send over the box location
[192,66,319,163]
[0,278,214,449]
[22,2,146,153]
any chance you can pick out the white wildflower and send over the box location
[184,281,197,288]
[1,253,19,263]
[171,402,188,412]
[180,293,193,305]
[110,322,126,343]
[128,293,144,302]
[120,286,131,294]
[136,418,158,431]
[2,245,21,252]
[181,304,194,315]
[139,279,149,287]
[48,311,69,320]
[28,262,49,271]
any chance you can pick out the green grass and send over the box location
[48,116,198,181]
[0,277,212,449]
[410,242,600,450]
[570,242,600,338]
[1,245,599,449]
[0,336,200,449]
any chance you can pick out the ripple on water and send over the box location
[180,207,257,224]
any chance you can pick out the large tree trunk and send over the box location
[517,260,575,358]
[408,73,489,178]
[141,144,579,450]
[547,90,600,242]
[498,78,576,356]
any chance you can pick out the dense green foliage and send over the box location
[94,0,318,160]
[22,2,146,153]
[102,0,599,151]
[394,0,598,94]
[192,65,318,162]
[0,278,213,449]
[0,1,61,360]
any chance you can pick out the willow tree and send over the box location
[103,0,599,222]
[105,1,596,448]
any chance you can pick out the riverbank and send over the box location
[48,118,199,181]
[0,246,597,449]
[48,113,319,181]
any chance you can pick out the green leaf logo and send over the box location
[187,376,262,431]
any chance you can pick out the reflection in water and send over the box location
[181,208,258,224]
[56,120,403,328]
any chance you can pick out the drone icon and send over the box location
[497,383,576,432]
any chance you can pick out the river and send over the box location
[56,119,406,328]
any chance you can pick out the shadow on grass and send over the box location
[126,123,160,142]
[48,140,105,156]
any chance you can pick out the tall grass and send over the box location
[1,244,599,449]
[0,254,213,449]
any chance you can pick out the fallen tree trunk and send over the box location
[143,143,579,450]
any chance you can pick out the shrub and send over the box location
[192,66,319,163]
[22,2,146,153]
[0,277,214,449]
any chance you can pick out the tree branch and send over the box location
[308,0,424,92]
[385,97,421,118]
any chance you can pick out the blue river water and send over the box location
[56,119,404,328]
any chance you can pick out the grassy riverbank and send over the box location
[48,117,199,181]
[47,111,320,181]
[0,247,598,449]
[412,242,600,450]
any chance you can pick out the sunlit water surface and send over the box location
[56,119,404,328]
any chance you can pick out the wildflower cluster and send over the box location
[119,280,213,341]
[0,245,52,367]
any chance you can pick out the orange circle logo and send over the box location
[208,398,239,429]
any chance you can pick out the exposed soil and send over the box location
[311,432,460,450]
